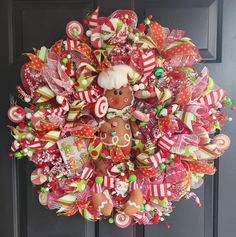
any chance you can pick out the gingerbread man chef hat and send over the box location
[97,65,131,90]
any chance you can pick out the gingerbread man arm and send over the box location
[99,120,112,133]
[130,120,144,140]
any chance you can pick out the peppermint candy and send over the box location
[8,106,25,123]
[114,213,132,228]
[31,168,48,185]
[94,96,108,118]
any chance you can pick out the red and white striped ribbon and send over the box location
[129,181,139,192]
[198,89,225,106]
[76,90,97,103]
[103,176,116,189]
[46,107,65,118]
[80,167,93,179]
[141,50,156,74]
[158,135,175,151]
[63,40,80,51]
[11,140,20,152]
[148,183,171,197]
[89,7,99,29]
[27,137,42,149]
[92,183,103,193]
[147,150,164,168]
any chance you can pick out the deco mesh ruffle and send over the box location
[7,7,233,228]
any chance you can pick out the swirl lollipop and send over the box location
[114,213,132,228]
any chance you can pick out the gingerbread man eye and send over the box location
[114,90,118,95]
[119,91,122,95]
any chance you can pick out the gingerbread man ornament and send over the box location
[92,65,143,217]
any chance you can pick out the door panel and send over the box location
[1,1,235,237]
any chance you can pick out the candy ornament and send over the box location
[7,7,232,228]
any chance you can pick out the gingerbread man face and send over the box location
[105,86,133,110]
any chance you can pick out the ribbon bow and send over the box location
[106,107,131,120]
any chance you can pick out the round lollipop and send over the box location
[212,134,231,151]
[94,96,108,118]
[8,106,25,123]
[114,213,132,228]
[39,191,48,206]
[31,168,48,185]
[66,20,84,40]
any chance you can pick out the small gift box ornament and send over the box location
[57,136,89,174]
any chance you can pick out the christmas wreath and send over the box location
[8,7,233,228]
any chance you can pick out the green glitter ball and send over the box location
[144,17,151,25]
[72,30,79,37]
[154,67,165,78]
[159,163,166,170]
[15,151,22,159]
[108,217,114,224]
[225,97,233,106]
[140,121,147,127]
[154,105,163,113]
[140,204,145,211]
[95,176,103,184]
[129,174,137,182]
[62,57,69,65]
[40,186,47,193]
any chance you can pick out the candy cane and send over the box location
[185,192,202,208]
